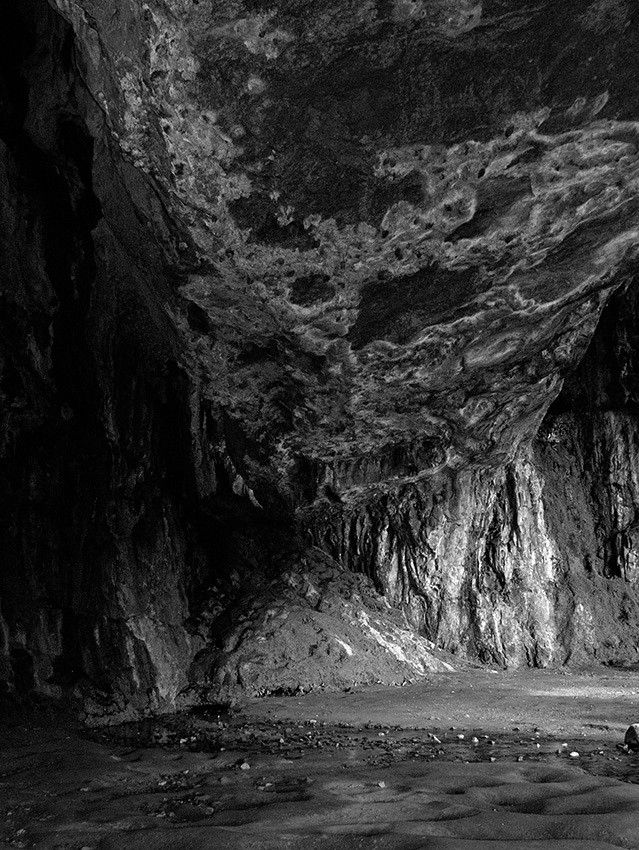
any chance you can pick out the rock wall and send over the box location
[3,0,639,720]
[310,282,639,670]
[0,0,209,719]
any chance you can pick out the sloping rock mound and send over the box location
[189,549,457,705]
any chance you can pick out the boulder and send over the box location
[624,725,639,751]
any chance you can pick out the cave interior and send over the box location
[3,0,639,728]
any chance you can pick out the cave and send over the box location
[5,0,639,845]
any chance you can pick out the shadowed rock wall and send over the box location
[0,0,213,719]
[3,0,639,720]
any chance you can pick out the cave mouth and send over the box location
[7,0,639,842]
[3,0,639,744]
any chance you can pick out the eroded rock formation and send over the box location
[3,0,639,721]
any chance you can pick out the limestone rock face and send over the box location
[49,0,639,495]
[3,0,639,718]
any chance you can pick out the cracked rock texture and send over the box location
[3,0,639,719]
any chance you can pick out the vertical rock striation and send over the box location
[310,281,639,671]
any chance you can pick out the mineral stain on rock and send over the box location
[348,265,480,348]
[288,274,335,307]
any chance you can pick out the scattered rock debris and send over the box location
[8,673,639,848]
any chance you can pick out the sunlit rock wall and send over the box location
[311,283,639,669]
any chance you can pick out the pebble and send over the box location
[569,752,580,758]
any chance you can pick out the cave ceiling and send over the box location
[51,0,639,505]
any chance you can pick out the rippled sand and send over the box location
[4,669,639,849]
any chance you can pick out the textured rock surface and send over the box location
[0,0,210,718]
[3,0,639,719]
[48,0,639,493]
[188,547,457,708]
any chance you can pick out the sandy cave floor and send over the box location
[5,669,639,849]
